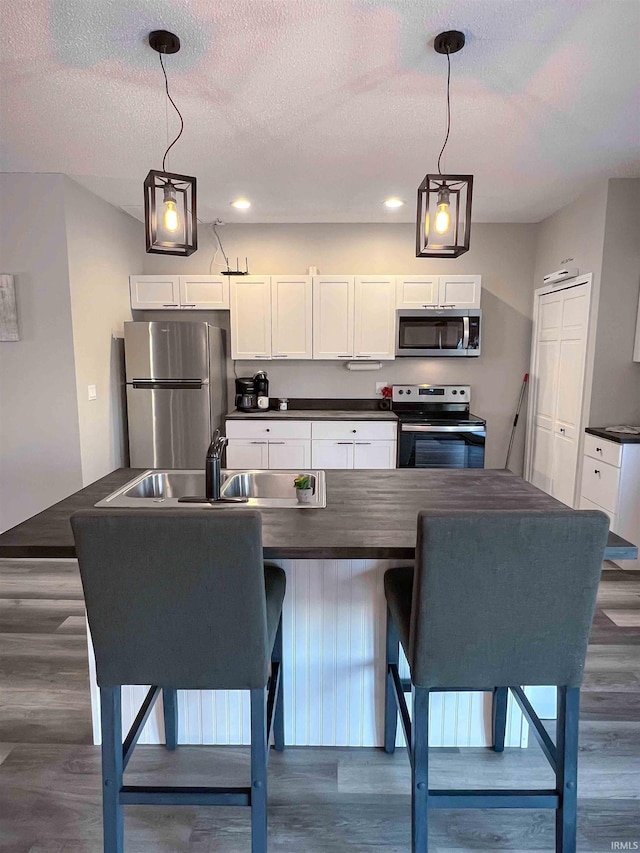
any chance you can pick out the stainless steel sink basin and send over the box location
[95,470,326,509]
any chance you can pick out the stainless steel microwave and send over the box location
[396,309,481,357]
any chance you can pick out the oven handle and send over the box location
[462,316,470,349]
[401,424,484,433]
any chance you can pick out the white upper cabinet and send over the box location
[271,276,313,360]
[178,275,229,309]
[438,275,482,309]
[230,277,272,360]
[130,275,180,309]
[354,276,396,360]
[396,276,439,308]
[313,276,355,359]
[130,275,229,309]
[396,274,482,309]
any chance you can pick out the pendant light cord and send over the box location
[159,52,184,173]
[436,48,451,176]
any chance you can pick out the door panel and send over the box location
[396,276,439,308]
[129,276,179,309]
[312,277,354,359]
[268,440,311,470]
[353,441,396,469]
[126,385,211,469]
[226,440,269,469]
[179,276,229,309]
[124,321,210,381]
[271,276,313,359]
[354,277,396,359]
[311,440,354,469]
[438,275,481,309]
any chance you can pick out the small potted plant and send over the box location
[293,474,314,504]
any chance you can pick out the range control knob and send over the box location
[406,389,412,395]
[398,389,404,395]
[460,389,466,395]
[452,389,458,395]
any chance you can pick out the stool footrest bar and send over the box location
[119,785,251,807]
[427,789,559,809]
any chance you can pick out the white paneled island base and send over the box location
[87,559,529,749]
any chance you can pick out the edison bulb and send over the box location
[163,199,180,233]
[434,203,450,235]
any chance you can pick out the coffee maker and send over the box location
[235,372,269,412]
[254,371,269,410]
[235,377,258,412]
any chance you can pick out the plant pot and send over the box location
[296,488,313,505]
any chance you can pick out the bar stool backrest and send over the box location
[409,509,609,689]
[72,509,270,690]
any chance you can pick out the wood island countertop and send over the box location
[0,468,635,562]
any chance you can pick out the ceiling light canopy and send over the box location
[231,198,251,209]
[416,30,473,259]
[144,30,197,257]
[384,197,404,209]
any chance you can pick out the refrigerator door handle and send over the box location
[131,379,205,390]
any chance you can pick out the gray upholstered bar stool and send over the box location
[71,509,286,853]
[383,509,609,853]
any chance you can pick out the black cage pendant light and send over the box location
[416,31,473,258]
[144,30,197,256]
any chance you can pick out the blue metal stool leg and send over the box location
[492,687,508,752]
[250,687,268,853]
[162,688,178,751]
[556,687,580,853]
[100,687,124,853]
[412,686,430,852]
[272,616,285,751]
[384,606,400,754]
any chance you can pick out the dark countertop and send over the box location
[586,427,640,445]
[227,409,397,421]
[0,468,635,562]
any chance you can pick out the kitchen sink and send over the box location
[95,470,326,509]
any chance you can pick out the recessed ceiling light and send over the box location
[384,197,404,209]
[231,198,251,209]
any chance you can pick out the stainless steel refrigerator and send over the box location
[124,321,227,469]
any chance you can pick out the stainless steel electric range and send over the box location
[393,384,486,469]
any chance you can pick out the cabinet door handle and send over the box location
[336,441,352,445]
[337,355,351,359]
[594,469,601,475]
[355,442,371,445]
[272,355,289,358]
[559,427,566,434]
[182,303,196,307]
[269,441,285,445]
[595,447,602,452]
[162,303,179,307]
[251,441,268,445]
[352,429,357,433]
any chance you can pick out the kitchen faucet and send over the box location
[178,429,247,504]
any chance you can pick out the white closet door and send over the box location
[551,285,590,507]
[529,282,590,507]
[530,291,562,495]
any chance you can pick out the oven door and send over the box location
[398,423,486,469]
[396,310,480,357]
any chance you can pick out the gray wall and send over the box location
[533,178,640,425]
[144,222,538,471]
[591,179,640,425]
[64,176,142,485]
[0,173,83,533]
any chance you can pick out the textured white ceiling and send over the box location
[1,0,639,224]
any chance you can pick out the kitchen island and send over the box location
[0,468,635,750]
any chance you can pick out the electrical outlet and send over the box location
[88,385,97,401]
[375,381,388,395]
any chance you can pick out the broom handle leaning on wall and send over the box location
[505,373,529,471]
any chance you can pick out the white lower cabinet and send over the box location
[267,439,311,469]
[311,421,397,469]
[225,420,312,470]
[579,433,640,568]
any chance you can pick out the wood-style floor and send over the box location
[1,559,639,852]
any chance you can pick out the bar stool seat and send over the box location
[72,509,285,853]
[382,509,609,853]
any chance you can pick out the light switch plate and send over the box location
[88,384,97,401]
